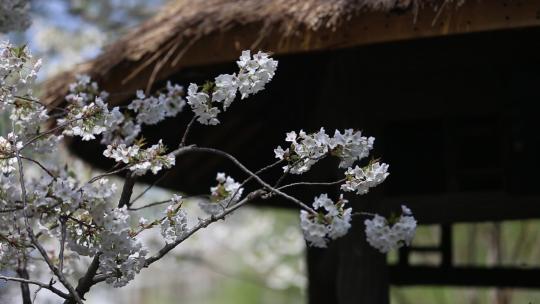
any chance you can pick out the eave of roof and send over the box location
[42,0,540,107]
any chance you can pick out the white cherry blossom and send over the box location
[199,173,244,216]
[364,205,417,253]
[300,194,352,248]
[160,204,188,243]
[341,162,389,195]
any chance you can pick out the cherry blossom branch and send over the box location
[0,45,412,303]
[0,275,70,299]
[67,190,267,300]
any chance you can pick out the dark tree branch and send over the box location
[17,259,32,304]
[0,274,70,299]
[63,254,101,304]
[118,173,137,208]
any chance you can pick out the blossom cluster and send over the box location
[0,133,22,174]
[364,205,417,253]
[275,127,415,250]
[1,41,40,103]
[300,194,352,248]
[186,50,278,125]
[199,173,244,215]
[103,140,176,175]
[1,159,148,287]
[160,197,188,243]
[53,178,147,287]
[96,207,147,287]
[341,161,389,195]
[0,41,45,143]
[0,43,62,153]
[61,75,187,146]
[127,82,186,125]
[65,74,110,104]
[58,96,117,141]
[274,128,375,174]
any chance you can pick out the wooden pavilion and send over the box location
[43,0,540,303]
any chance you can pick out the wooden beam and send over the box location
[378,192,540,224]
[390,266,540,288]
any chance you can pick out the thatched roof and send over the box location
[41,0,441,106]
[41,0,540,107]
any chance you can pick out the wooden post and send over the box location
[336,216,389,304]
[307,213,389,304]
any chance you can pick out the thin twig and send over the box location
[66,215,96,230]
[179,116,197,147]
[225,158,283,208]
[58,217,67,274]
[32,285,42,303]
[0,206,23,213]
[21,156,57,179]
[85,166,130,184]
[14,95,68,113]
[0,275,70,299]
[277,178,346,191]
[129,194,208,211]
[129,171,170,205]
[21,117,84,151]
[178,146,316,214]
[273,171,289,188]
[128,199,171,211]
[352,211,376,217]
